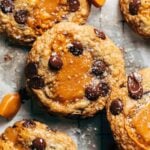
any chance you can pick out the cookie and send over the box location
[107,68,150,150]
[0,0,90,45]
[120,0,150,38]
[25,22,125,118]
[0,119,77,150]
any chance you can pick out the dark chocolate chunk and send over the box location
[69,41,83,56]
[110,99,123,115]
[32,138,46,150]
[94,29,106,40]
[129,0,141,15]
[49,54,63,71]
[85,84,100,101]
[23,119,36,128]
[68,0,80,12]
[14,9,29,24]
[28,76,45,89]
[0,0,14,13]
[92,60,107,77]
[25,62,38,79]
[98,82,110,97]
[128,72,143,99]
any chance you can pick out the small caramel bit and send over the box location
[133,104,150,144]
[4,127,26,149]
[55,52,92,102]
[0,93,21,119]
[91,0,106,7]
[4,127,18,143]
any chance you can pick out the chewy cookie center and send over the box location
[55,52,92,102]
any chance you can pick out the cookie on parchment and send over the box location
[120,0,150,38]
[0,119,77,150]
[107,68,150,150]
[0,0,90,45]
[25,22,125,118]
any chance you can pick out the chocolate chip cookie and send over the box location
[26,22,125,118]
[120,0,150,37]
[107,68,150,149]
[0,0,90,45]
[0,119,77,150]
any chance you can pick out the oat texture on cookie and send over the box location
[120,0,150,37]
[0,0,90,44]
[26,22,125,117]
[0,119,77,150]
[107,68,150,150]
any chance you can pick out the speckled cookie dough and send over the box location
[25,22,125,118]
[0,119,77,150]
[107,68,150,150]
[120,0,150,38]
[0,0,90,45]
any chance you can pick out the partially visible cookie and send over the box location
[26,22,125,118]
[120,0,150,38]
[107,68,150,150]
[0,0,90,45]
[0,119,77,150]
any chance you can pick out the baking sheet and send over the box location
[0,0,149,149]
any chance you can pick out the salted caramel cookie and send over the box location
[0,0,90,45]
[0,119,77,150]
[25,22,125,118]
[107,68,150,150]
[120,0,150,38]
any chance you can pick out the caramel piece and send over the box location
[37,0,59,13]
[91,0,106,7]
[4,127,18,143]
[4,127,26,149]
[27,0,66,34]
[55,52,92,102]
[133,104,150,144]
[0,93,21,119]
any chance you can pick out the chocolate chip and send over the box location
[128,73,143,99]
[28,76,45,89]
[32,138,46,150]
[23,119,36,128]
[68,0,80,12]
[98,82,110,97]
[49,54,63,71]
[0,0,14,13]
[25,62,38,79]
[94,29,106,40]
[92,60,107,77]
[110,99,123,115]
[69,41,83,56]
[14,10,29,24]
[129,0,141,15]
[85,85,100,101]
